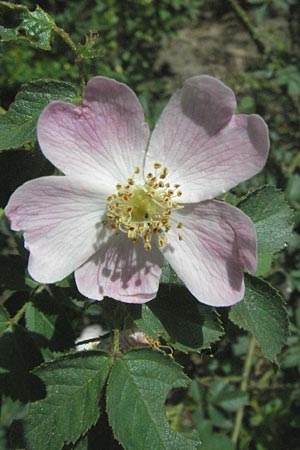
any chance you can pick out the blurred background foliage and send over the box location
[0,1,299,449]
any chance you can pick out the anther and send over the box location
[106,162,184,251]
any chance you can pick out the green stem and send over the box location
[227,0,267,55]
[52,24,78,56]
[52,24,86,90]
[112,328,120,356]
[231,336,256,447]
[9,302,28,325]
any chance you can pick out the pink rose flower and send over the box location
[5,76,269,306]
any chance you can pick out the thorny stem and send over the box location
[52,24,86,90]
[227,0,267,55]
[231,336,256,447]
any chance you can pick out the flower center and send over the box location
[105,163,184,251]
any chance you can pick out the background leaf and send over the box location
[229,275,289,361]
[106,348,199,450]
[23,352,112,450]
[0,80,78,151]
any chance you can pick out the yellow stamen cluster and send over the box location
[105,163,184,251]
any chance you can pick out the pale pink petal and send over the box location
[163,200,257,306]
[146,75,269,202]
[75,233,163,303]
[5,176,112,283]
[37,77,150,184]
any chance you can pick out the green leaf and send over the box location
[239,186,294,275]
[0,4,55,50]
[0,80,78,151]
[229,275,289,361]
[24,352,112,450]
[136,285,224,352]
[134,304,166,341]
[78,31,103,60]
[106,348,199,450]
[0,305,10,336]
[25,293,75,355]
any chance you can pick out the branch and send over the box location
[227,0,267,55]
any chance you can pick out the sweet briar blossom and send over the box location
[5,75,269,306]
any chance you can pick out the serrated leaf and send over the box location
[0,305,10,336]
[23,352,112,450]
[25,293,75,354]
[0,80,78,151]
[239,186,294,275]
[229,275,289,361]
[134,304,166,341]
[78,31,103,60]
[106,348,199,450]
[137,285,223,352]
[0,4,54,50]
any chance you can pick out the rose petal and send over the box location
[163,200,257,306]
[75,233,163,303]
[146,75,269,202]
[37,77,150,184]
[5,176,112,283]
